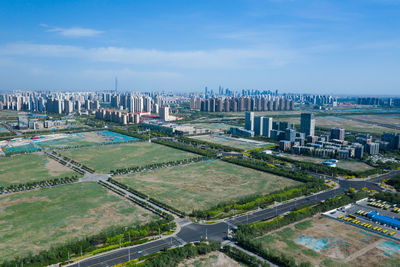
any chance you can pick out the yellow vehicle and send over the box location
[390,232,396,236]
[373,226,379,231]
[349,214,357,219]
[338,215,344,219]
[383,230,388,234]
[377,228,382,232]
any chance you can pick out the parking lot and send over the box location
[324,198,400,241]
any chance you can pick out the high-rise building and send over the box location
[285,128,296,142]
[64,99,73,114]
[160,106,170,121]
[355,145,364,159]
[254,116,263,136]
[245,111,254,131]
[381,132,400,149]
[366,142,380,155]
[331,128,345,141]
[262,117,273,137]
[300,113,315,136]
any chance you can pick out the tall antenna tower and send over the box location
[115,77,118,92]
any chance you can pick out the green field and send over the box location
[280,154,374,172]
[115,160,301,213]
[59,142,198,173]
[0,182,158,260]
[0,153,78,187]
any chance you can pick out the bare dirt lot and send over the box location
[178,251,243,267]
[256,216,400,267]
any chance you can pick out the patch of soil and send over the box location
[45,157,73,176]
[178,251,242,267]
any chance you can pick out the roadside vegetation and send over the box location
[233,191,369,267]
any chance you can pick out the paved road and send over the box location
[67,169,394,267]
[68,187,345,267]
[70,238,181,267]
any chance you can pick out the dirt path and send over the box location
[343,238,384,263]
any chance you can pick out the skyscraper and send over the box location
[262,117,273,137]
[245,111,254,131]
[160,106,170,121]
[300,113,315,136]
[254,116,263,136]
[331,128,345,140]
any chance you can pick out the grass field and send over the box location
[0,182,158,260]
[178,251,242,267]
[256,216,400,267]
[280,154,374,172]
[190,134,274,150]
[59,142,198,173]
[115,160,301,213]
[0,153,78,187]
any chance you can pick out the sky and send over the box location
[0,0,399,94]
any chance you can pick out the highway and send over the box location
[68,170,392,267]
[68,186,349,266]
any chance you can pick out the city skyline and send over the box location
[0,0,399,94]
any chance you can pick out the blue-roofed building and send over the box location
[367,211,400,229]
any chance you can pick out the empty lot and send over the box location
[0,182,157,260]
[59,142,198,173]
[0,153,78,187]
[256,216,400,267]
[115,160,301,213]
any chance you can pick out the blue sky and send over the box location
[0,0,399,94]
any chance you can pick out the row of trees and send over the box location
[222,156,319,183]
[152,139,217,157]
[233,191,369,267]
[125,241,221,267]
[191,182,328,220]
[51,152,94,173]
[374,191,400,204]
[251,151,385,178]
[385,174,400,191]
[1,219,175,267]
[108,178,185,217]
[177,136,244,153]
[98,180,174,219]
[223,246,270,267]
[109,156,207,175]
[0,175,78,194]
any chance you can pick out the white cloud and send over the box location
[40,24,103,37]
[0,43,297,69]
